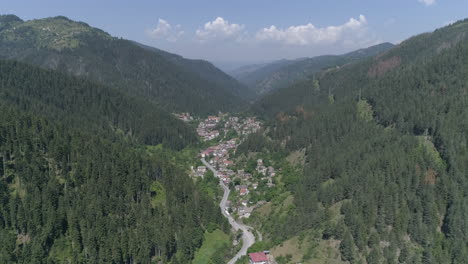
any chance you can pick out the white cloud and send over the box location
[418,0,435,6]
[147,18,184,42]
[196,17,245,42]
[443,20,455,26]
[255,15,370,46]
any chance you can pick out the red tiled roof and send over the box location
[249,252,268,262]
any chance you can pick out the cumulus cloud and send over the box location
[255,15,370,46]
[418,0,435,6]
[196,17,245,42]
[147,18,184,42]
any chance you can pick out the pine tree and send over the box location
[340,231,355,262]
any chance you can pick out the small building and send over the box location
[207,116,220,122]
[222,175,231,184]
[249,252,269,264]
[223,160,234,166]
[239,185,249,196]
[257,166,267,175]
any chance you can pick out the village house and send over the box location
[257,165,267,175]
[239,185,249,196]
[207,116,220,122]
[239,206,253,218]
[193,166,207,177]
[174,112,192,122]
[221,175,231,184]
[268,166,275,176]
[223,159,234,167]
[216,171,227,178]
[249,252,269,264]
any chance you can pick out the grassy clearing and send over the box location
[271,234,346,264]
[192,229,230,264]
[416,136,445,170]
[286,148,306,166]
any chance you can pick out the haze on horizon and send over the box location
[1,0,467,69]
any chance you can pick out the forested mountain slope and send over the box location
[246,19,468,263]
[133,41,255,100]
[0,14,248,114]
[0,41,227,263]
[0,59,196,149]
[233,42,393,96]
[0,106,227,263]
[229,59,296,89]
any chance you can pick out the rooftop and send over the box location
[249,252,268,262]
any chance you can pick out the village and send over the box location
[193,114,276,216]
[188,113,277,264]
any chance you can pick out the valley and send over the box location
[0,7,468,264]
[190,114,267,262]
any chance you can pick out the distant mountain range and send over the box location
[0,15,253,114]
[231,42,394,95]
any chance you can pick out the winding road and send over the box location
[201,158,256,264]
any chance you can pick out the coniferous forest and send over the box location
[0,61,227,263]
[248,19,468,263]
[0,9,468,264]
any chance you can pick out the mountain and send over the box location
[0,15,251,114]
[246,19,468,263]
[0,57,228,262]
[133,41,255,100]
[229,59,297,90]
[233,42,394,95]
[0,59,196,149]
[0,107,226,263]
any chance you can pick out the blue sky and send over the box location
[1,0,467,68]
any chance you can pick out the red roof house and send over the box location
[249,252,269,264]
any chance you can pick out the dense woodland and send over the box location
[247,19,468,263]
[0,59,197,150]
[0,60,227,263]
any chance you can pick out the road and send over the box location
[201,158,256,264]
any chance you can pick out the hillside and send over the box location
[0,59,197,149]
[233,42,394,96]
[0,15,250,114]
[246,19,468,263]
[0,106,228,263]
[0,57,229,262]
[134,41,255,100]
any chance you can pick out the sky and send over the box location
[1,0,467,69]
